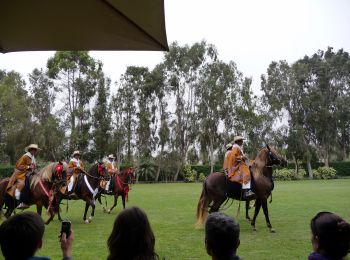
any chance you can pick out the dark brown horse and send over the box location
[0,161,68,224]
[97,167,136,213]
[196,145,287,232]
[55,162,109,223]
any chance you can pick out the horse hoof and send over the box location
[84,219,90,224]
[252,227,257,232]
[107,209,111,214]
[270,228,276,233]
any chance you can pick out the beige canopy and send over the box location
[0,0,168,53]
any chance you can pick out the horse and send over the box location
[195,145,287,232]
[0,161,68,224]
[97,167,136,213]
[55,162,109,224]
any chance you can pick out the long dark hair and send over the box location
[311,211,350,259]
[107,207,158,260]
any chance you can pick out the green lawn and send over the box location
[1,180,350,260]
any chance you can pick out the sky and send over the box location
[1,0,350,95]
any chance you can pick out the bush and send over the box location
[183,165,197,183]
[198,173,206,182]
[316,167,337,179]
[273,168,307,181]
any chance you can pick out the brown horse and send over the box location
[195,145,287,232]
[0,161,68,224]
[55,162,109,223]
[97,167,136,213]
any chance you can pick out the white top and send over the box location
[70,157,81,167]
[25,152,36,166]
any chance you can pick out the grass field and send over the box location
[1,179,350,260]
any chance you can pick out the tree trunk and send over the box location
[324,148,329,167]
[155,146,163,182]
[306,157,313,179]
[209,137,214,173]
[293,155,299,174]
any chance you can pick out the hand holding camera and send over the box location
[60,220,74,259]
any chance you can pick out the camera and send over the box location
[60,220,71,238]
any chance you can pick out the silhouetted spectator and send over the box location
[309,211,350,260]
[205,212,241,260]
[0,212,74,260]
[107,206,158,260]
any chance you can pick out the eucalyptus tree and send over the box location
[47,51,98,153]
[196,60,241,172]
[163,41,217,180]
[92,63,111,159]
[0,70,32,163]
[29,68,65,161]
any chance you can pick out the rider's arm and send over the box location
[15,155,31,171]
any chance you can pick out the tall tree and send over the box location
[29,68,65,161]
[47,51,97,153]
[92,63,111,159]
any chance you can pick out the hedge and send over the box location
[287,161,350,176]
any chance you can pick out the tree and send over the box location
[0,70,32,163]
[92,63,111,159]
[29,68,65,161]
[47,51,97,153]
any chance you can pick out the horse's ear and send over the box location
[266,144,271,151]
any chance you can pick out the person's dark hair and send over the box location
[0,212,45,260]
[107,206,158,260]
[311,211,350,259]
[205,212,240,259]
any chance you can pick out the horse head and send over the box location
[265,145,287,167]
[97,161,109,180]
[53,161,67,182]
[122,167,136,184]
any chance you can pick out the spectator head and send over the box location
[0,212,45,260]
[205,212,240,259]
[310,211,350,259]
[107,206,158,260]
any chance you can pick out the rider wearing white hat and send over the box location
[7,144,41,209]
[67,150,85,193]
[227,136,255,199]
[105,154,119,192]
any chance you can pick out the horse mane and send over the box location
[31,161,68,188]
[251,147,270,180]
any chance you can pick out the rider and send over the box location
[223,143,233,174]
[105,154,119,192]
[67,150,85,193]
[227,136,255,199]
[6,144,40,209]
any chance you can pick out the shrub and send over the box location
[316,167,337,179]
[198,173,206,182]
[183,165,197,183]
[273,168,294,181]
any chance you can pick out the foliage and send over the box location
[315,167,337,179]
[273,168,307,181]
[198,172,206,182]
[182,165,197,182]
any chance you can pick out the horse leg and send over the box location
[37,205,43,216]
[108,194,118,213]
[261,198,275,233]
[251,199,262,231]
[83,201,90,224]
[209,197,226,213]
[245,200,251,221]
[121,195,125,209]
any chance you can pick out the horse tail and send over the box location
[0,178,10,216]
[195,178,209,229]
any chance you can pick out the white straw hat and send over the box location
[72,150,81,156]
[108,154,115,159]
[233,136,245,143]
[226,143,233,149]
[25,144,41,152]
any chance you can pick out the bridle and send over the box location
[265,148,283,168]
